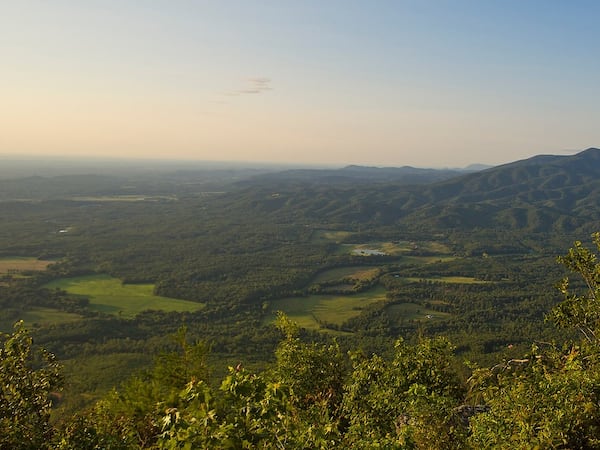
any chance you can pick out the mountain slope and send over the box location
[237,165,473,187]
[228,148,600,232]
[402,148,600,231]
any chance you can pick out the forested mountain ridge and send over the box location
[422,147,600,201]
[233,148,600,232]
[406,147,600,231]
[236,164,474,186]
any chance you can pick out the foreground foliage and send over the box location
[0,321,62,450]
[468,232,600,448]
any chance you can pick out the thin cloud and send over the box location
[223,77,272,96]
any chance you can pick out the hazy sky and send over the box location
[2,1,599,167]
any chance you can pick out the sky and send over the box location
[2,1,599,167]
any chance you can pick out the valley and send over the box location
[0,149,597,417]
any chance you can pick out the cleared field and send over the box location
[337,240,455,257]
[383,242,411,253]
[44,274,204,318]
[402,276,490,284]
[386,303,452,322]
[0,307,82,332]
[265,286,387,331]
[350,242,405,255]
[400,255,457,264]
[0,256,53,274]
[418,241,452,253]
[311,229,355,244]
[341,241,421,256]
[68,195,176,202]
[311,266,378,283]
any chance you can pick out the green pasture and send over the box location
[418,241,453,253]
[311,266,379,284]
[378,241,414,254]
[402,276,490,284]
[311,229,355,244]
[341,242,399,256]
[0,307,82,332]
[68,195,176,202]
[44,274,204,318]
[333,240,454,257]
[386,303,452,322]
[265,286,388,331]
[0,256,53,274]
[399,255,457,264]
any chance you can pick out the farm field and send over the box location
[310,229,355,244]
[68,195,176,202]
[43,274,204,318]
[311,266,380,284]
[417,241,453,253]
[0,307,82,332]
[351,241,414,255]
[402,276,491,284]
[385,302,452,322]
[0,256,53,274]
[399,255,457,264]
[337,240,453,257]
[264,286,388,331]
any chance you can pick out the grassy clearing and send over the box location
[349,267,381,281]
[265,286,387,331]
[380,241,414,253]
[44,274,204,318]
[418,241,453,253]
[402,276,490,284]
[399,255,457,264]
[311,266,378,284]
[0,256,53,274]
[386,303,452,322]
[68,195,176,202]
[0,307,83,332]
[351,242,406,256]
[341,241,439,256]
[336,240,454,257]
[311,229,355,244]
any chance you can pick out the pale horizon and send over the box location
[2,1,599,168]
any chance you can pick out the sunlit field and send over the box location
[44,274,204,318]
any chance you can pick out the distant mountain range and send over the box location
[2,148,598,233]
[237,148,600,233]
[238,164,484,187]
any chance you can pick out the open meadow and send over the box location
[43,274,204,318]
[264,286,388,331]
[0,307,83,332]
[67,195,176,202]
[401,276,491,284]
[385,302,452,322]
[310,229,355,244]
[310,266,380,284]
[0,256,53,274]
